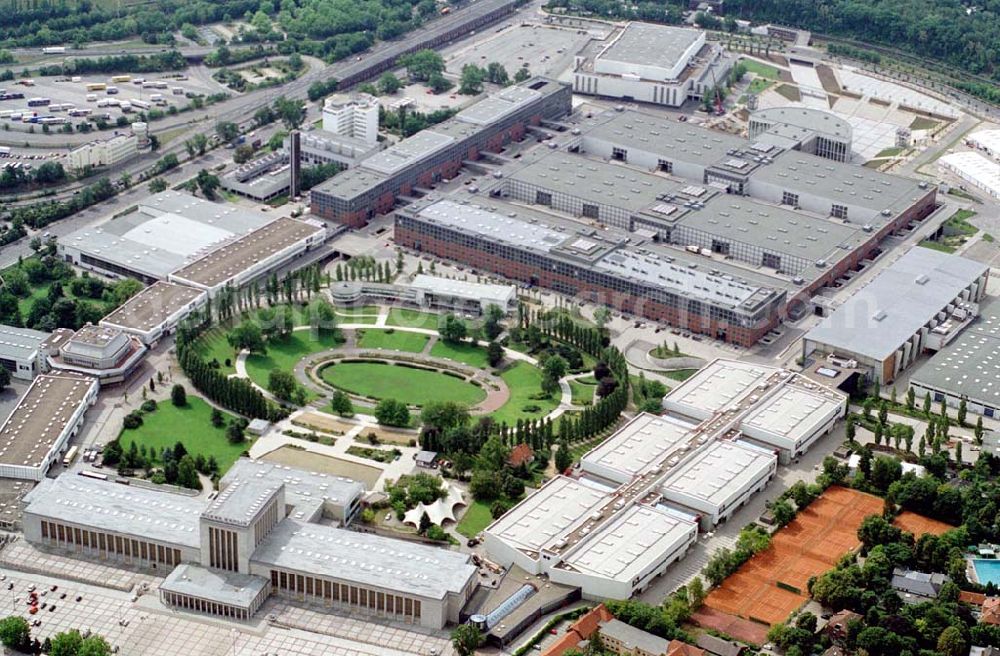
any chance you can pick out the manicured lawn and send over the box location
[575,375,598,385]
[335,306,380,324]
[429,340,489,368]
[775,84,801,102]
[918,239,956,253]
[909,116,940,131]
[191,327,238,376]
[664,368,698,382]
[457,500,493,538]
[386,308,440,329]
[356,329,429,353]
[244,329,343,393]
[118,397,246,473]
[875,146,905,158]
[569,380,594,406]
[741,58,780,79]
[748,78,773,94]
[320,361,486,407]
[491,362,558,425]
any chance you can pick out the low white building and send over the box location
[67,134,137,171]
[969,130,1000,160]
[0,324,55,380]
[659,440,777,529]
[0,372,98,481]
[99,281,207,346]
[485,359,847,599]
[483,475,699,600]
[739,381,846,458]
[328,275,518,315]
[941,151,1000,200]
[579,413,699,485]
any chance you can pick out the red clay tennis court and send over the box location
[704,486,883,626]
[894,510,954,536]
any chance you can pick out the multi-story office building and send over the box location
[322,94,380,145]
[310,77,572,227]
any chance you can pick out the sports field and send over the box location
[319,361,486,407]
[705,486,883,626]
[894,510,954,536]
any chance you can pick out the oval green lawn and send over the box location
[320,362,486,407]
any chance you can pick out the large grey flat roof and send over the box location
[686,195,866,265]
[361,130,455,176]
[583,110,746,168]
[100,282,206,333]
[22,470,203,548]
[251,519,476,600]
[806,247,989,360]
[408,198,787,309]
[161,563,269,608]
[0,324,50,362]
[507,153,687,213]
[752,107,852,141]
[911,296,1000,407]
[750,149,929,219]
[0,373,96,470]
[598,23,702,73]
[62,191,274,280]
[455,85,540,126]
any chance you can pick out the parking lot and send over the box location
[0,66,226,138]
[444,22,598,82]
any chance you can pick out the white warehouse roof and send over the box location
[660,440,776,510]
[559,504,696,582]
[941,151,1000,197]
[580,412,699,482]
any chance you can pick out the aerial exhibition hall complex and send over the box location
[1,2,998,653]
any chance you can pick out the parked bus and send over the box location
[63,445,78,466]
[27,97,51,107]
[68,108,92,117]
[86,83,106,92]
[130,99,150,110]
[78,470,108,481]
[0,92,24,101]
[42,46,66,54]
[110,75,131,83]
[106,86,119,95]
